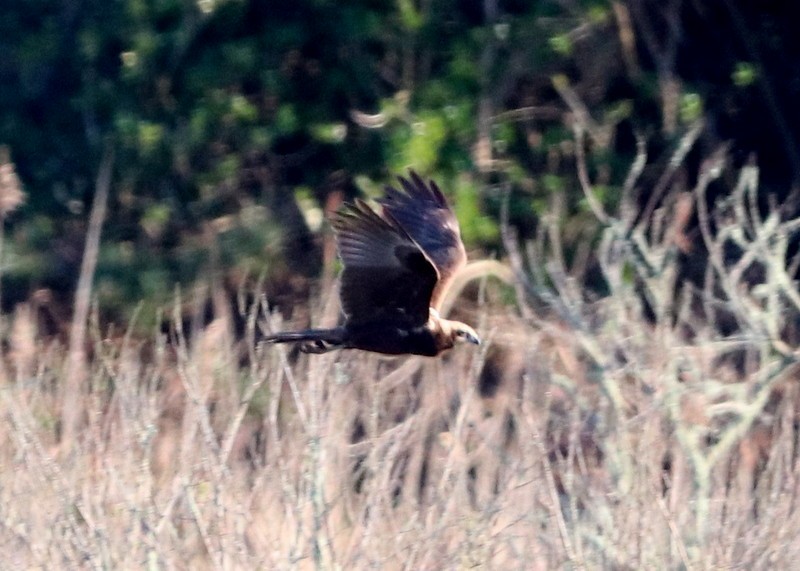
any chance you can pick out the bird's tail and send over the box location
[264,328,345,354]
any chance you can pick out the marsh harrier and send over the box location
[266,172,480,356]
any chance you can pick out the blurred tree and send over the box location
[1,0,799,325]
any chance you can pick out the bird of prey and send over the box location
[265,172,481,356]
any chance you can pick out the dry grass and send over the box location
[4,159,800,570]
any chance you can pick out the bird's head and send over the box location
[451,322,481,346]
[428,309,481,351]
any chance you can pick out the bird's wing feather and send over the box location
[379,171,467,310]
[331,200,438,327]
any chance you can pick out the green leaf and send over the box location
[679,92,703,124]
[398,0,423,30]
[549,34,572,56]
[275,105,299,134]
[732,62,758,87]
[137,122,165,155]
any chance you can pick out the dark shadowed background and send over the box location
[1,0,798,329]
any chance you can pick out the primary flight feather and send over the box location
[265,171,480,356]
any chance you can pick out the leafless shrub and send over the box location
[4,144,800,568]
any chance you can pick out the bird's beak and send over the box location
[465,332,481,346]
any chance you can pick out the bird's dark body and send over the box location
[268,322,442,356]
[344,321,441,356]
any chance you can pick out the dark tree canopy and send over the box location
[1,0,798,325]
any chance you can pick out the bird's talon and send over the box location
[301,339,330,354]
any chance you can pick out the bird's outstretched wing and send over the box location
[379,171,467,310]
[331,200,438,327]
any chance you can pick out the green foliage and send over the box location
[2,0,792,322]
[454,178,499,244]
[680,92,704,124]
[549,33,573,56]
[732,61,758,87]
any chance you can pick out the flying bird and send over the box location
[265,172,481,356]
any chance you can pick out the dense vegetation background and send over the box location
[3,0,799,326]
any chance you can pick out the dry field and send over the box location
[3,165,800,570]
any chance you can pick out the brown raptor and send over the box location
[265,171,480,356]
